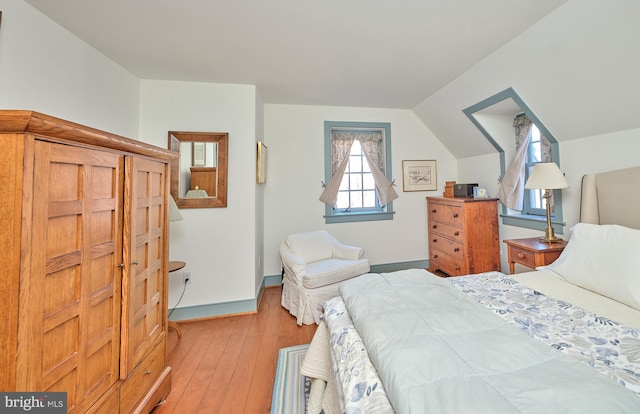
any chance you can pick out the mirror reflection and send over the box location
[169,131,228,208]
[179,141,218,198]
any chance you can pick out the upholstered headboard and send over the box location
[580,166,640,230]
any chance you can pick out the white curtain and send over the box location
[361,146,398,206]
[319,130,397,207]
[496,115,533,211]
[318,139,354,207]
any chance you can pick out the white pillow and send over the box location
[540,223,640,310]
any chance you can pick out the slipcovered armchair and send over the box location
[280,230,370,325]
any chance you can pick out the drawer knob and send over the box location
[432,238,437,243]
[432,209,437,213]
[132,260,139,266]
[452,213,459,218]
[144,370,152,375]
[454,247,460,252]
[517,252,526,259]
[432,224,437,229]
[453,231,459,236]
[433,254,438,259]
[455,264,460,270]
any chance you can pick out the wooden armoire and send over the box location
[0,111,177,413]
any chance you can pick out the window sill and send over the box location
[501,213,566,235]
[325,210,395,224]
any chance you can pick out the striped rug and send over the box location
[271,344,311,414]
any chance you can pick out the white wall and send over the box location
[413,0,640,159]
[0,0,140,136]
[560,128,640,227]
[254,90,266,296]
[263,104,457,277]
[138,80,260,309]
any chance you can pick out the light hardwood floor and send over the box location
[153,286,317,413]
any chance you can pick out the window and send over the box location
[523,123,553,216]
[463,88,565,235]
[336,140,377,210]
[322,121,395,223]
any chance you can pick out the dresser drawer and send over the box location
[87,386,119,414]
[430,249,468,276]
[430,221,464,241]
[429,203,464,226]
[429,236,464,261]
[121,340,166,414]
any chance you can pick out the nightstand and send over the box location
[168,261,186,338]
[504,237,567,274]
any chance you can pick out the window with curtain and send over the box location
[320,121,396,223]
[496,114,556,216]
[464,88,565,235]
[523,122,554,216]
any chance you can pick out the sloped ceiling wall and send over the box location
[413,0,640,159]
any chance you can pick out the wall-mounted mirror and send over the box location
[169,131,228,208]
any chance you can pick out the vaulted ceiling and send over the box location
[24,0,567,109]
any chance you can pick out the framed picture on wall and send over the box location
[192,142,206,166]
[402,160,437,192]
[257,141,267,184]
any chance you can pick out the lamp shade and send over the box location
[524,163,569,190]
[184,189,209,198]
[169,195,183,222]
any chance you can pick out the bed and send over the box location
[301,166,640,414]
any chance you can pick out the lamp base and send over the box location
[540,223,563,243]
[539,190,564,244]
[539,235,564,244]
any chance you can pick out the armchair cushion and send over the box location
[332,241,365,261]
[303,258,371,289]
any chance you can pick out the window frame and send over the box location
[323,121,395,224]
[463,88,566,235]
[523,124,549,217]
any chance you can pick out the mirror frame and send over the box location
[169,131,228,208]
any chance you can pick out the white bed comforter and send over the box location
[338,269,640,413]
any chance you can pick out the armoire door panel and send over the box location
[18,141,123,413]
[122,156,168,378]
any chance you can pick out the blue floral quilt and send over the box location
[326,269,640,413]
[449,271,640,394]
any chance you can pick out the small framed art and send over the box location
[257,141,267,184]
[473,187,488,198]
[192,142,206,166]
[402,160,437,192]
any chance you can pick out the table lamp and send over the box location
[524,162,569,243]
[169,195,183,222]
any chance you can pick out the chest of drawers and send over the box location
[427,197,500,276]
